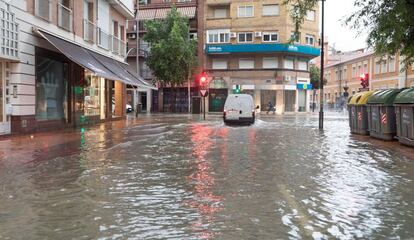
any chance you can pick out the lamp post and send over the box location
[319,0,325,130]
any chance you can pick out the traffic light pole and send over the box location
[319,0,325,130]
[203,95,206,120]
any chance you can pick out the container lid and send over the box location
[348,91,375,105]
[394,87,414,104]
[367,89,403,106]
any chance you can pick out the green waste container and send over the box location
[366,89,402,141]
[394,87,414,147]
[347,91,374,135]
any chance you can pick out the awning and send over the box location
[89,50,155,89]
[155,8,169,19]
[177,7,196,19]
[36,29,156,89]
[138,9,156,20]
[118,62,157,90]
[37,30,119,81]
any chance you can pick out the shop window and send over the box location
[84,73,102,117]
[35,55,68,121]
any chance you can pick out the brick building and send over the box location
[200,0,320,113]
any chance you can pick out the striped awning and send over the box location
[139,7,196,20]
[138,9,156,20]
[177,7,196,19]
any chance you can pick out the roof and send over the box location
[325,50,375,69]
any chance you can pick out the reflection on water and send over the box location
[0,114,413,239]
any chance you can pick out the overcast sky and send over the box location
[323,0,368,52]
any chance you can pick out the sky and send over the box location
[323,0,368,52]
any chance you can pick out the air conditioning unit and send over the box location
[254,31,262,37]
[284,76,292,82]
[127,33,137,40]
[230,32,237,38]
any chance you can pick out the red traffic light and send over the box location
[198,72,208,85]
[200,76,207,83]
[360,73,369,88]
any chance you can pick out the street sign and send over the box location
[200,89,208,97]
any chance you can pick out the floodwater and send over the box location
[0,113,413,239]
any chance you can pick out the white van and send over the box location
[223,94,255,124]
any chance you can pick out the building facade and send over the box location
[322,51,414,109]
[200,0,320,113]
[0,0,153,135]
[127,0,199,112]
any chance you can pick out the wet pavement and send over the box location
[0,112,413,239]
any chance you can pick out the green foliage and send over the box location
[143,6,198,87]
[283,0,414,68]
[346,0,414,67]
[310,65,321,89]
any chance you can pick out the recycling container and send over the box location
[366,89,402,141]
[347,91,374,135]
[394,88,414,147]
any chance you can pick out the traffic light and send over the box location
[199,72,208,85]
[360,73,369,88]
[234,85,242,94]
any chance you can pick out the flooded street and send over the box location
[0,113,413,239]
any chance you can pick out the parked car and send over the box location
[223,94,255,125]
[112,99,134,114]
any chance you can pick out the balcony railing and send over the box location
[97,28,111,50]
[83,19,96,43]
[57,3,72,32]
[35,0,51,21]
[112,36,126,57]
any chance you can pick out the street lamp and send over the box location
[319,0,325,130]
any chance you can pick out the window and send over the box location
[263,57,278,69]
[291,32,300,43]
[262,5,279,16]
[84,73,103,117]
[298,60,308,71]
[262,32,278,42]
[375,60,381,74]
[36,54,68,121]
[284,58,294,69]
[212,59,227,69]
[214,8,227,18]
[305,35,315,46]
[35,0,51,20]
[239,59,254,69]
[363,63,368,73]
[352,65,356,77]
[358,65,362,75]
[207,29,230,43]
[389,57,396,72]
[238,5,254,18]
[381,59,387,73]
[238,32,253,43]
[306,10,315,21]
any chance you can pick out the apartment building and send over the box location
[0,0,154,135]
[201,0,320,113]
[322,50,414,108]
[127,0,199,112]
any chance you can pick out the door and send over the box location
[0,61,11,135]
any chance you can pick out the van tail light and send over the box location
[223,110,227,118]
[252,110,255,118]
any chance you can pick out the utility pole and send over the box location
[319,0,325,130]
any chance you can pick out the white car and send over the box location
[223,94,255,125]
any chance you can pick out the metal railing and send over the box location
[35,0,51,21]
[97,27,111,50]
[57,3,72,32]
[112,35,126,57]
[83,19,96,43]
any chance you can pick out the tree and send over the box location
[283,0,414,67]
[144,6,198,111]
[310,65,321,89]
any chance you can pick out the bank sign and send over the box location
[205,43,320,57]
[297,84,313,90]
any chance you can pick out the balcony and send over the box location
[83,19,96,43]
[35,0,51,21]
[112,36,126,57]
[57,3,72,32]
[0,7,19,60]
[97,28,111,50]
[205,43,320,57]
